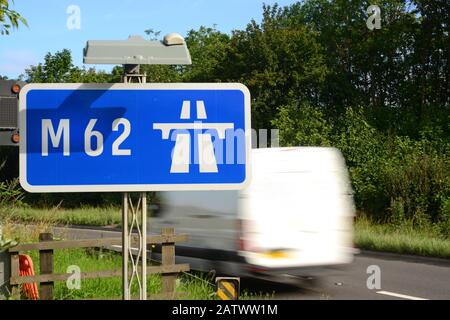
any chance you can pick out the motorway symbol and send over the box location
[19,83,251,192]
[153,100,234,174]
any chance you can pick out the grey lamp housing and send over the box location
[83,34,191,65]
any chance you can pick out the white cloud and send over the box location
[0,49,38,79]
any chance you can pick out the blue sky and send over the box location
[0,0,297,79]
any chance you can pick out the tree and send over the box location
[407,0,449,127]
[223,4,327,130]
[24,49,114,83]
[144,28,161,40]
[272,101,332,147]
[182,25,231,82]
[24,49,75,83]
[285,0,449,136]
[0,0,27,35]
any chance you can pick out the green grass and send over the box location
[25,249,216,300]
[21,248,269,300]
[355,215,450,259]
[2,222,270,300]
[3,206,449,259]
[2,222,217,300]
[0,206,121,227]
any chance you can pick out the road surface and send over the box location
[242,251,449,300]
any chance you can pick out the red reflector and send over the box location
[239,238,246,251]
[247,265,267,273]
[11,133,20,143]
[11,84,21,94]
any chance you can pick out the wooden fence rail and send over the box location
[8,228,188,300]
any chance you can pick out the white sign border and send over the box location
[19,83,251,193]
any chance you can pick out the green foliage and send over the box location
[0,146,18,182]
[0,0,27,35]
[389,197,407,226]
[0,178,24,207]
[328,107,449,233]
[0,152,23,207]
[355,215,450,258]
[182,25,231,82]
[439,199,450,237]
[144,28,161,40]
[224,4,328,129]
[1,207,121,226]
[23,49,115,83]
[23,192,122,209]
[272,102,332,146]
[292,0,449,132]
[331,107,387,215]
[0,232,17,252]
[24,49,73,83]
[142,65,182,82]
[24,248,215,300]
[380,136,450,222]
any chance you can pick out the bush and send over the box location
[274,105,449,237]
[439,199,450,238]
[331,108,449,235]
[380,136,450,224]
[23,192,123,209]
[0,154,24,208]
[272,101,332,147]
[332,107,388,216]
[0,178,24,207]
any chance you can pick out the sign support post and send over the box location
[122,65,147,300]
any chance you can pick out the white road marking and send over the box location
[153,122,233,139]
[196,100,207,119]
[198,133,218,173]
[171,133,190,173]
[376,290,429,300]
[180,101,191,119]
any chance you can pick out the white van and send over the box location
[149,147,356,281]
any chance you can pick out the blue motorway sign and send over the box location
[19,83,251,192]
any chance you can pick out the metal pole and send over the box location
[141,192,147,300]
[122,65,147,300]
[122,192,129,300]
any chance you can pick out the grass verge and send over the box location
[355,215,450,259]
[34,249,218,300]
[1,222,215,299]
[0,206,121,227]
[3,206,448,259]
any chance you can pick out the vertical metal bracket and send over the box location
[122,64,147,84]
[122,192,147,300]
[122,66,147,300]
